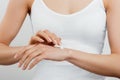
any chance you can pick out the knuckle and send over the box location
[28,55,33,59]
[29,54,34,59]
[25,50,31,55]
[24,64,27,67]
[54,37,59,40]
[36,31,39,35]
[49,34,54,37]
[52,33,57,37]
[21,56,27,61]
[51,33,55,36]
[44,35,48,38]
[31,63,35,67]
[24,46,29,50]
[31,36,35,40]
[43,29,49,32]
[37,44,42,47]
[19,60,23,64]
[50,36,55,40]
[50,35,56,39]
[35,58,40,62]
[25,46,31,50]
[37,30,42,34]
[53,33,57,36]
[39,30,43,33]
[52,38,58,41]
[57,38,61,42]
[24,61,28,65]
[58,37,61,40]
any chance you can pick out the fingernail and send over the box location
[58,41,61,45]
[49,38,52,42]
[58,42,61,45]
[28,67,31,70]
[28,67,30,70]
[22,67,25,70]
[41,40,44,42]
[54,40,57,45]
[18,63,21,68]
[18,64,20,68]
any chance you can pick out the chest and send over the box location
[30,0,106,40]
[42,0,95,15]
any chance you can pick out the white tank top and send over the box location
[30,0,106,80]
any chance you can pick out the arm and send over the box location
[0,0,61,65]
[15,0,120,77]
[65,0,120,77]
[0,0,29,65]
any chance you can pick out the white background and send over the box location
[0,0,119,80]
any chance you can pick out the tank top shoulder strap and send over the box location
[33,0,47,9]
[31,0,43,8]
[98,0,106,10]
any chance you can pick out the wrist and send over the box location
[11,46,25,54]
[11,46,27,60]
[63,48,73,61]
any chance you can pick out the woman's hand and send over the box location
[15,44,70,70]
[14,29,62,69]
[29,29,61,46]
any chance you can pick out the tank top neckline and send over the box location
[40,0,96,17]
[31,0,99,17]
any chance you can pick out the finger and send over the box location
[58,37,62,45]
[37,30,52,43]
[28,55,45,70]
[44,30,60,45]
[14,45,35,59]
[22,49,42,70]
[30,36,44,44]
[18,45,37,67]
[14,47,26,59]
[55,37,61,45]
[51,33,61,45]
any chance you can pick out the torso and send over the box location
[29,0,107,80]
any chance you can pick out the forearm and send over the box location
[66,48,120,77]
[0,43,25,65]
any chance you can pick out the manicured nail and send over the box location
[40,40,44,42]
[18,63,22,68]
[54,40,57,45]
[49,38,52,42]
[28,66,31,70]
[28,67,30,70]
[22,67,25,70]
[58,41,61,45]
[18,63,20,68]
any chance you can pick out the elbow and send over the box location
[0,59,18,65]
[110,63,120,78]
[109,53,120,78]
[106,54,120,78]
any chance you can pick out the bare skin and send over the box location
[0,0,120,78]
[0,0,60,65]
